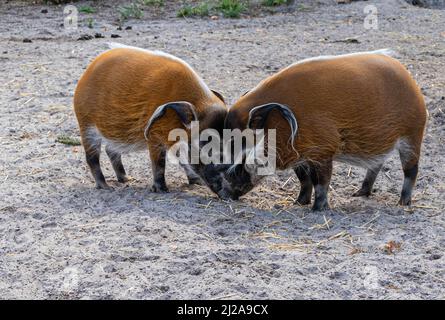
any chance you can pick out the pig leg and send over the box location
[398,140,421,206]
[149,144,168,192]
[82,134,111,190]
[294,165,313,205]
[309,160,332,211]
[399,163,418,206]
[181,164,203,185]
[105,145,128,183]
[352,163,383,197]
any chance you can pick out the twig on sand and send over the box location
[20,97,35,107]
[329,185,339,197]
[323,215,331,230]
[248,231,282,240]
[309,216,332,230]
[274,208,294,216]
[281,176,293,188]
[384,171,393,181]
[358,213,381,229]
[21,62,53,66]
[268,242,308,251]
[313,230,351,248]
[412,204,439,210]
[328,230,349,241]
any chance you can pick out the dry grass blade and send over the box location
[309,216,332,230]
[268,242,307,251]
[281,176,293,188]
[248,231,282,240]
[358,213,381,228]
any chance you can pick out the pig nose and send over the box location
[217,189,240,201]
[230,193,239,201]
[217,189,233,201]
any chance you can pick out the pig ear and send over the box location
[211,90,225,104]
[144,101,197,140]
[247,103,298,142]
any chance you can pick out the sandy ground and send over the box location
[0,0,444,299]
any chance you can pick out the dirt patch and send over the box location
[0,0,444,299]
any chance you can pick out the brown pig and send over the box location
[221,50,428,210]
[74,43,227,193]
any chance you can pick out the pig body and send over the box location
[223,50,427,210]
[74,43,227,192]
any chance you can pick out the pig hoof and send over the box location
[117,175,129,183]
[295,196,311,206]
[96,183,113,191]
[352,189,371,197]
[398,198,411,206]
[311,201,330,211]
[151,183,169,193]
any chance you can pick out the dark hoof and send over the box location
[151,183,169,193]
[295,197,311,206]
[117,176,129,183]
[294,199,311,206]
[96,183,113,190]
[311,201,330,211]
[398,198,412,206]
[352,189,371,197]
